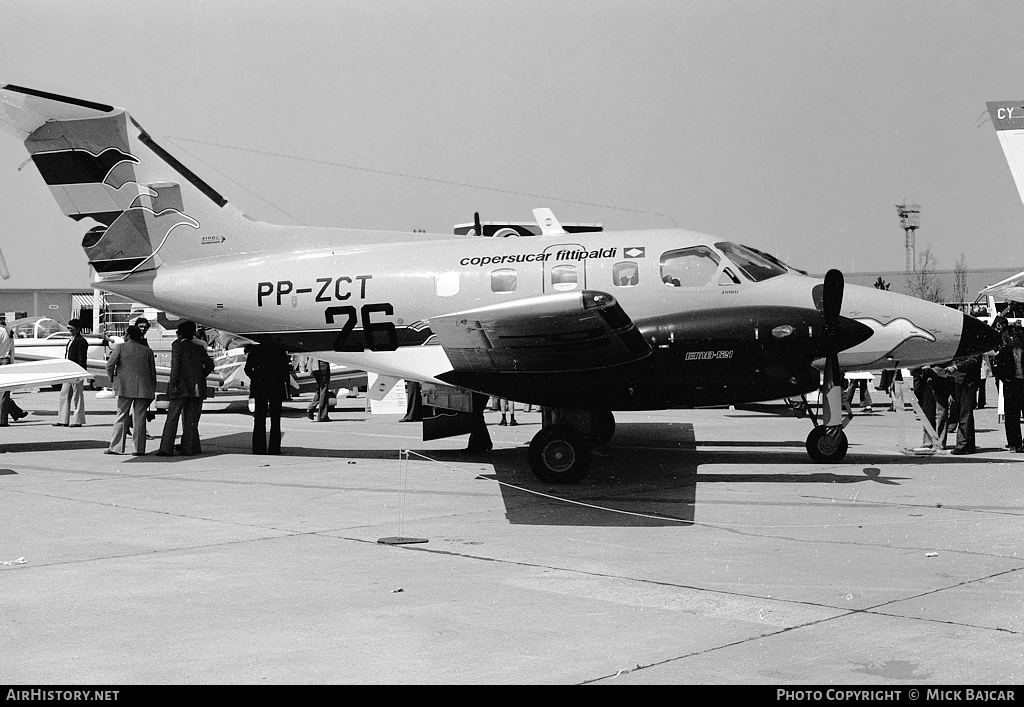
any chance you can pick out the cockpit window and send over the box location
[746,246,807,275]
[715,242,788,282]
[660,246,720,288]
[38,319,63,338]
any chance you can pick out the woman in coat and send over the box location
[105,325,157,456]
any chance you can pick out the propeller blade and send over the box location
[474,211,482,237]
[820,269,845,426]
[821,269,845,385]
[821,269,844,341]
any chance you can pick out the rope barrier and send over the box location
[392,448,1004,531]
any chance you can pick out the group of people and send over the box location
[911,352,983,455]
[104,318,215,456]
[0,311,324,457]
[991,317,1024,452]
[909,315,1024,455]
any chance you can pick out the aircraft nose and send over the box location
[954,314,1001,359]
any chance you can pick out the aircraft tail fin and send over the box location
[987,101,1024,209]
[0,84,240,282]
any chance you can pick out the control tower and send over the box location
[896,202,921,272]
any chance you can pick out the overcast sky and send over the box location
[2,0,1023,290]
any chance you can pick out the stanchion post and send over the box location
[378,449,428,546]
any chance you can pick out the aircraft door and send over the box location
[542,244,588,293]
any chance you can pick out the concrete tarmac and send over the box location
[1,389,1021,685]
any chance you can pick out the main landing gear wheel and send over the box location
[805,426,849,463]
[528,424,592,483]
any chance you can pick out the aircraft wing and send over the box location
[0,360,91,394]
[428,290,651,374]
[980,270,1024,303]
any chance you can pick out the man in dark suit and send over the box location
[245,343,291,454]
[911,363,952,449]
[993,324,1024,453]
[947,352,982,455]
[156,321,214,456]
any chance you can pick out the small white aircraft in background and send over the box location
[0,84,999,481]
[6,316,108,383]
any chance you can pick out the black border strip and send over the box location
[90,257,148,273]
[3,84,114,113]
[130,117,228,208]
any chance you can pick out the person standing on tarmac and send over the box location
[245,342,291,454]
[156,321,214,456]
[0,323,27,426]
[994,323,1024,453]
[307,359,332,422]
[105,325,157,456]
[946,352,982,455]
[54,318,88,427]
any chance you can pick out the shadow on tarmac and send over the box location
[0,439,110,454]
[111,420,1012,527]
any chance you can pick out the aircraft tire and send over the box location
[528,424,592,483]
[805,426,848,463]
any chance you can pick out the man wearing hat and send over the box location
[54,318,89,427]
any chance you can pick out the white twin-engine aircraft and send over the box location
[0,84,999,481]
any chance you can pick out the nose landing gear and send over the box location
[791,391,853,463]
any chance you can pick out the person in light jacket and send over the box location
[105,325,157,456]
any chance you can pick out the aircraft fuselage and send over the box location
[102,227,984,409]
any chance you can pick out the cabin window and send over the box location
[550,264,579,291]
[613,262,639,287]
[660,246,720,288]
[435,271,460,297]
[491,268,518,293]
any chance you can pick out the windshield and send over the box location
[38,319,64,338]
[746,246,807,275]
[715,242,788,282]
